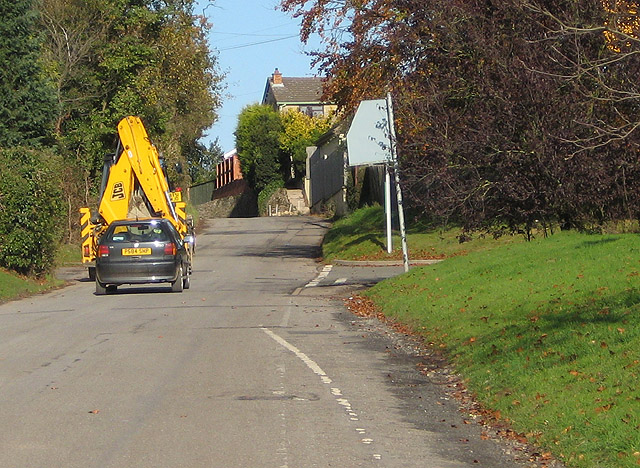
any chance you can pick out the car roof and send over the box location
[110,218,169,226]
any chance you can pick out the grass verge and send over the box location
[360,230,640,468]
[322,205,524,262]
[0,269,62,303]
[0,243,79,304]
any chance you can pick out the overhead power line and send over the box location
[217,34,301,51]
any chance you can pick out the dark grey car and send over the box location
[95,218,191,295]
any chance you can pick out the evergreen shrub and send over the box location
[0,147,64,276]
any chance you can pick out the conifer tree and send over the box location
[0,0,56,147]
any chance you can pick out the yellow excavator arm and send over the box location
[80,116,192,270]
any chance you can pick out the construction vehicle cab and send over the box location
[80,116,194,280]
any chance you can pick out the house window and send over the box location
[303,105,324,118]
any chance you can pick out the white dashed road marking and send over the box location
[262,327,381,461]
[262,327,332,384]
[304,265,332,288]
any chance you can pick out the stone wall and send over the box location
[197,189,258,218]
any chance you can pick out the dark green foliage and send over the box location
[235,104,284,192]
[0,0,56,147]
[257,179,285,216]
[0,147,64,276]
[254,149,282,193]
[39,0,223,200]
[186,139,223,184]
[0,0,222,276]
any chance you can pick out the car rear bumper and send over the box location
[96,260,179,285]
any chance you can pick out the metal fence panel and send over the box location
[189,180,216,206]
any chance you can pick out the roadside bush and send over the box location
[0,147,64,276]
[236,104,284,193]
[258,179,285,216]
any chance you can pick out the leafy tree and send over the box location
[520,0,639,157]
[279,109,332,180]
[281,0,640,235]
[280,0,400,111]
[235,104,284,193]
[38,0,224,200]
[0,0,57,147]
[186,138,223,184]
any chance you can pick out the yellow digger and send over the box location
[80,116,194,280]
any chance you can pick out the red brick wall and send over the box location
[216,155,243,189]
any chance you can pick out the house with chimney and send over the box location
[262,68,337,117]
[261,69,353,216]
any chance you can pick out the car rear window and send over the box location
[108,223,170,242]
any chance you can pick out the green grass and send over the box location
[187,202,200,228]
[323,205,524,261]
[0,269,60,303]
[362,231,640,468]
[0,242,79,304]
[55,243,81,266]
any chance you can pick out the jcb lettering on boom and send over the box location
[111,182,125,201]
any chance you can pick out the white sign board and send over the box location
[346,99,391,166]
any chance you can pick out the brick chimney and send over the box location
[272,68,283,86]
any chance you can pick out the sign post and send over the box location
[346,97,410,272]
[385,165,392,254]
[386,93,409,272]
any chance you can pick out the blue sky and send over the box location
[195,0,322,152]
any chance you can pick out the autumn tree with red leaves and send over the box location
[281,0,640,236]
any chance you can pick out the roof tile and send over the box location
[271,77,324,103]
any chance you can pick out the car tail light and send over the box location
[83,245,90,257]
[98,245,109,257]
[164,243,176,255]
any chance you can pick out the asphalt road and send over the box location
[0,217,539,468]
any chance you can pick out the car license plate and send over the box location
[122,248,151,256]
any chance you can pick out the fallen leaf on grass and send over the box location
[595,404,613,413]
